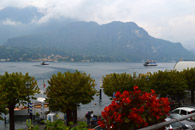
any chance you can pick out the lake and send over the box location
[0,62,175,130]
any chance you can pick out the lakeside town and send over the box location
[0,52,122,63]
[1,1,195,130]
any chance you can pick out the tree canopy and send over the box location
[181,67,195,104]
[45,71,96,124]
[149,70,187,100]
[102,70,188,102]
[133,72,151,92]
[102,73,134,98]
[102,72,152,98]
[0,72,39,130]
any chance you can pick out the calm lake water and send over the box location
[0,62,175,130]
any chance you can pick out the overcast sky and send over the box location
[1,0,195,50]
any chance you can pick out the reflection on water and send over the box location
[0,62,175,130]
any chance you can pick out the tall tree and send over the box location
[102,73,148,98]
[45,71,96,125]
[0,72,39,130]
[181,68,195,105]
[149,70,187,100]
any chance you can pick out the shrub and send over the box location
[98,86,170,130]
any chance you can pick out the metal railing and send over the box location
[137,113,195,130]
[92,113,195,130]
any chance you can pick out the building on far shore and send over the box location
[174,61,195,71]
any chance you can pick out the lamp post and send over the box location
[26,81,32,119]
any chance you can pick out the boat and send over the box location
[41,61,49,65]
[14,97,49,118]
[14,106,28,116]
[143,60,157,66]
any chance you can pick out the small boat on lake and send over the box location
[41,61,49,65]
[143,60,157,66]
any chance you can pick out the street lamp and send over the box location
[26,81,32,119]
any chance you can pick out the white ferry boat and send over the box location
[143,60,157,66]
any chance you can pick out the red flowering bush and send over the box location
[98,86,170,130]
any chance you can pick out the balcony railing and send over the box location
[137,113,195,130]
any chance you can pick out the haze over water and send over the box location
[0,62,175,130]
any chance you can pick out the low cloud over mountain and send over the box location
[1,6,194,62]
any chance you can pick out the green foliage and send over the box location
[149,70,187,99]
[102,73,134,97]
[25,119,39,130]
[24,119,88,130]
[102,72,152,98]
[102,70,188,100]
[181,67,195,104]
[0,72,40,129]
[44,120,88,130]
[181,67,195,90]
[132,72,152,92]
[45,71,96,113]
[71,122,88,130]
[35,112,40,117]
[0,72,40,106]
[44,119,69,130]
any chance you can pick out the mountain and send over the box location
[0,6,194,62]
[0,6,43,44]
[0,6,76,45]
[4,20,194,62]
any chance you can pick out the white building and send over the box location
[174,61,195,71]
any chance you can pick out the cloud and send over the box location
[1,0,195,50]
[0,19,22,25]
[137,14,195,50]
[0,0,32,9]
[166,15,195,49]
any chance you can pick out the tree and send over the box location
[0,72,40,130]
[102,73,134,98]
[181,68,195,105]
[98,86,170,130]
[45,71,96,125]
[149,70,187,100]
[102,72,152,99]
[133,72,152,92]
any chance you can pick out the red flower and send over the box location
[98,86,170,130]
[134,86,139,90]
[114,91,121,98]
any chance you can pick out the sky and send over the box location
[0,0,195,51]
